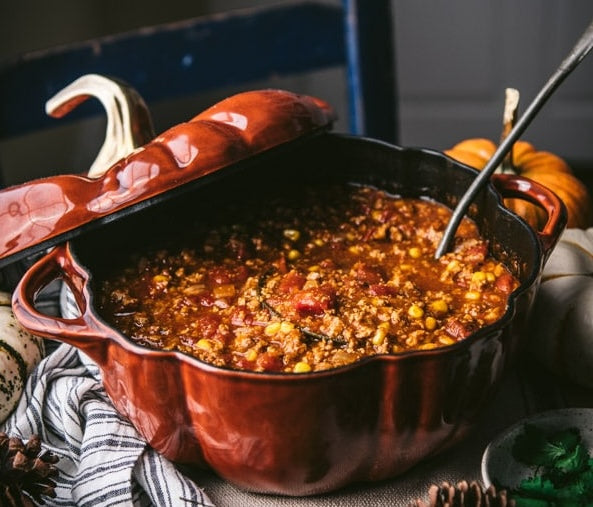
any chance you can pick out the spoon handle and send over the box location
[435,17,593,259]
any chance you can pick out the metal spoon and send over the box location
[435,17,593,259]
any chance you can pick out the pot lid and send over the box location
[0,76,335,269]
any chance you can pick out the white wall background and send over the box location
[2,0,593,185]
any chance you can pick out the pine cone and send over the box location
[412,480,515,507]
[0,432,59,506]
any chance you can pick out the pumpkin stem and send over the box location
[497,88,520,175]
[45,74,155,179]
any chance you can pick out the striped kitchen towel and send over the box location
[2,342,215,507]
[1,266,214,506]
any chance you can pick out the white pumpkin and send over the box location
[529,228,593,388]
[0,291,44,423]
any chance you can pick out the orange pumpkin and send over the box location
[445,138,593,229]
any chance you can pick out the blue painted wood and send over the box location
[0,1,397,142]
[344,0,398,142]
[0,3,343,139]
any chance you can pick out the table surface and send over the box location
[186,357,593,506]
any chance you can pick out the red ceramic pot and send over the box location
[12,131,565,496]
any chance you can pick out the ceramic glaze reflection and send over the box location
[1,183,74,257]
[163,134,200,168]
[210,111,248,131]
[87,160,161,213]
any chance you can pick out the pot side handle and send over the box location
[492,173,567,260]
[12,244,110,365]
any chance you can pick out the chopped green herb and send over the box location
[501,423,593,506]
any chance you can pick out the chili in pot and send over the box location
[97,183,518,373]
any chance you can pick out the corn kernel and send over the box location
[348,245,362,254]
[245,349,258,362]
[287,249,301,261]
[446,260,460,272]
[371,210,383,221]
[152,274,169,284]
[314,238,325,247]
[308,265,320,272]
[438,336,456,346]
[408,304,424,319]
[471,271,486,283]
[465,291,481,301]
[371,331,385,346]
[419,342,438,350]
[293,361,312,373]
[429,299,448,315]
[264,322,281,336]
[280,321,295,333]
[483,308,501,322]
[283,229,301,241]
[408,247,422,259]
[196,339,212,351]
[424,316,437,330]
[486,272,496,282]
[371,225,388,240]
[372,323,389,345]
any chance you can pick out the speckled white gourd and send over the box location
[0,291,44,424]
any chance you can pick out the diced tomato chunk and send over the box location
[235,356,255,370]
[495,272,516,294]
[459,242,488,265]
[352,262,385,285]
[444,318,475,340]
[195,314,221,339]
[256,352,284,372]
[368,283,397,297]
[292,286,336,316]
[208,266,232,285]
[230,305,254,326]
[274,255,289,274]
[278,271,307,294]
